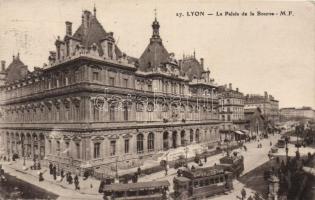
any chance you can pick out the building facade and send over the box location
[245,91,280,124]
[217,83,246,141]
[0,9,221,175]
[280,107,315,121]
[244,107,266,137]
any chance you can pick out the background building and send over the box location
[280,106,315,121]
[245,91,280,124]
[217,83,246,141]
[0,9,221,175]
[244,106,266,137]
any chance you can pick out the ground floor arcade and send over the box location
[0,123,220,174]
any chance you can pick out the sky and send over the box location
[0,0,314,108]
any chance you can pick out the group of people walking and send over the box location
[48,162,80,190]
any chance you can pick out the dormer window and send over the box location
[108,42,113,59]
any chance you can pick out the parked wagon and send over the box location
[102,180,170,200]
[173,166,233,200]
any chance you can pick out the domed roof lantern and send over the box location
[151,9,161,43]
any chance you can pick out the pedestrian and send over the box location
[74,175,80,190]
[137,167,141,176]
[132,173,138,183]
[68,173,73,184]
[204,155,207,163]
[270,141,272,146]
[39,172,44,182]
[52,165,57,180]
[49,162,53,175]
[60,169,64,182]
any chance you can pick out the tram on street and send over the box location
[173,165,233,200]
[102,180,170,200]
[218,154,244,178]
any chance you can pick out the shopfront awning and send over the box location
[233,130,244,135]
[240,130,250,135]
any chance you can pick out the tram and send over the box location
[218,154,244,178]
[102,180,170,200]
[173,165,233,200]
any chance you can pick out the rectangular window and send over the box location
[49,140,52,154]
[123,106,128,121]
[108,43,113,59]
[93,72,99,81]
[110,106,115,121]
[65,76,69,86]
[148,84,152,92]
[94,143,100,158]
[93,107,99,121]
[76,143,80,159]
[109,77,115,86]
[65,142,70,156]
[110,141,116,156]
[123,78,128,88]
[124,139,129,154]
[56,141,60,156]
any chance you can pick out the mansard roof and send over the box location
[180,54,205,81]
[138,17,170,72]
[6,54,29,83]
[70,10,122,57]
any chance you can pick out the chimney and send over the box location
[224,84,227,89]
[264,91,268,99]
[236,88,239,92]
[82,10,92,34]
[65,21,72,36]
[200,58,204,68]
[229,83,232,90]
[1,60,5,71]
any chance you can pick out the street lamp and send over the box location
[184,139,188,166]
[285,137,289,163]
[295,125,302,153]
[115,156,119,180]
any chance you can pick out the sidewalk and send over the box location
[1,159,103,200]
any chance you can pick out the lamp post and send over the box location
[115,156,119,180]
[285,137,289,163]
[295,125,302,153]
[184,139,188,166]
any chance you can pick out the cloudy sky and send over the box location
[0,0,314,108]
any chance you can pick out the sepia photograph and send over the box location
[0,0,314,199]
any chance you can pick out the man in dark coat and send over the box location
[49,163,53,175]
[74,175,80,190]
[68,174,73,184]
[60,169,64,182]
[52,165,57,180]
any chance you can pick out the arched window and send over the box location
[147,102,154,112]
[190,129,194,143]
[76,143,80,159]
[137,134,144,153]
[136,102,144,112]
[162,103,168,112]
[196,129,200,143]
[94,143,100,158]
[148,132,154,152]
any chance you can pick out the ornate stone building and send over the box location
[0,9,221,174]
[217,83,246,141]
